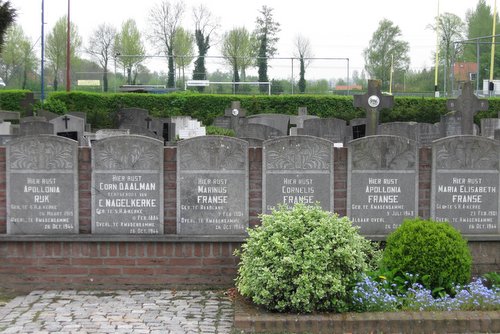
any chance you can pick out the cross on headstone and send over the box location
[353,80,394,136]
[62,115,70,129]
[446,81,488,135]
[224,101,246,131]
[145,116,152,130]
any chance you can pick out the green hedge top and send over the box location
[1,90,499,130]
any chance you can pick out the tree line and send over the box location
[0,0,496,95]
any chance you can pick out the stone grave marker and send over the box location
[92,135,164,234]
[116,107,150,129]
[480,118,500,139]
[345,118,367,143]
[297,118,347,145]
[289,107,319,136]
[353,80,394,136]
[177,136,248,235]
[417,123,441,146]
[19,117,54,136]
[247,114,290,136]
[263,136,334,213]
[7,135,78,234]
[446,81,488,135]
[431,136,499,234]
[20,92,37,116]
[95,129,130,141]
[50,114,86,145]
[378,122,419,142]
[347,135,418,235]
[236,123,283,140]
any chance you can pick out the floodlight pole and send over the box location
[66,0,71,92]
[41,0,45,103]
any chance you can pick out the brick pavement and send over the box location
[0,290,234,334]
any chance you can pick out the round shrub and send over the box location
[381,218,472,293]
[235,204,379,313]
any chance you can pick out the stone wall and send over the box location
[0,146,497,292]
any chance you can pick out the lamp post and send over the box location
[66,0,71,92]
[41,0,45,103]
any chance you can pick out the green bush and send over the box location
[205,126,235,137]
[235,204,379,313]
[381,218,472,293]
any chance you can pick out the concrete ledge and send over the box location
[0,234,247,243]
[234,296,500,333]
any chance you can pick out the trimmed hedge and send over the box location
[1,90,499,130]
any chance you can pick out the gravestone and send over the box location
[236,123,283,140]
[417,123,441,146]
[116,108,150,129]
[7,135,78,234]
[431,136,499,234]
[92,135,164,234]
[347,135,418,235]
[263,136,334,213]
[225,101,246,131]
[480,118,500,139]
[289,107,319,136]
[346,118,367,142]
[177,136,248,234]
[378,122,419,142]
[247,114,290,136]
[95,129,130,140]
[297,118,347,144]
[19,117,54,136]
[50,114,86,145]
[37,110,59,121]
[353,80,394,136]
[446,81,488,135]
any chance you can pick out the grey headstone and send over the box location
[440,112,462,137]
[353,80,394,136]
[431,136,499,234]
[298,118,347,144]
[346,118,367,142]
[263,136,334,213]
[50,114,86,145]
[177,136,248,235]
[378,122,418,142]
[247,114,290,135]
[224,101,247,131]
[446,81,488,135]
[480,118,500,139]
[213,116,231,129]
[116,107,150,129]
[7,135,79,234]
[92,135,164,234]
[19,119,54,136]
[417,123,441,147]
[0,110,20,121]
[236,123,284,140]
[127,124,165,141]
[37,110,59,121]
[95,129,130,140]
[347,135,419,235]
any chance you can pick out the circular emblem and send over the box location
[368,95,380,108]
[231,108,239,116]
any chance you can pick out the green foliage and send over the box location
[205,126,235,137]
[483,272,500,289]
[40,96,67,114]
[0,90,29,111]
[4,90,500,130]
[381,218,472,294]
[235,204,379,313]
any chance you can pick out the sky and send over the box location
[11,0,480,81]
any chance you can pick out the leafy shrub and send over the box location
[381,218,472,294]
[205,126,235,137]
[235,204,379,313]
[40,97,67,114]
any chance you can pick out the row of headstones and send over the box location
[0,108,206,147]
[6,134,499,236]
[214,81,493,146]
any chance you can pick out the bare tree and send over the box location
[87,23,117,92]
[192,4,219,91]
[293,34,313,93]
[148,0,185,88]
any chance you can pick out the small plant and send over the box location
[235,204,379,313]
[351,274,399,312]
[381,218,472,294]
[483,272,500,289]
[205,126,235,137]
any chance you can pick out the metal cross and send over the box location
[353,80,394,136]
